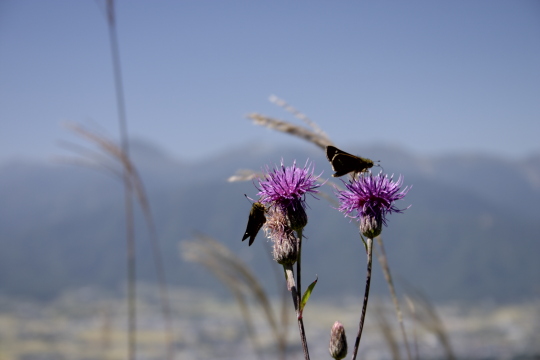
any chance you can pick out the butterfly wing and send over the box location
[330,153,362,177]
[242,202,266,246]
[326,145,374,177]
[326,145,350,162]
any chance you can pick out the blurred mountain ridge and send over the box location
[0,139,539,303]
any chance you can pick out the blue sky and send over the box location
[1,1,539,164]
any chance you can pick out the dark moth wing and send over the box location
[242,202,266,246]
[325,145,374,177]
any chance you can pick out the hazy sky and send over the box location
[1,1,539,164]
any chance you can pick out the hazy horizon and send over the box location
[2,135,540,168]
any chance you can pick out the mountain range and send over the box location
[1,139,539,303]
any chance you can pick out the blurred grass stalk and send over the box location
[59,1,174,358]
[61,121,175,360]
[405,291,456,360]
[104,0,137,357]
[375,237,412,360]
[105,0,174,358]
[181,234,287,360]
[375,303,401,360]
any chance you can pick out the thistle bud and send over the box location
[329,321,348,360]
[360,213,382,239]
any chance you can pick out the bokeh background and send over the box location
[1,1,539,359]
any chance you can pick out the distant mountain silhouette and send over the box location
[1,140,539,303]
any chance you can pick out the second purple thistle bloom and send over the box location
[336,172,411,227]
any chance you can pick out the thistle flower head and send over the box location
[272,228,298,266]
[336,172,410,238]
[263,206,298,265]
[257,160,321,231]
[329,321,348,360]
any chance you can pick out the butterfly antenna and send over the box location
[244,194,255,203]
[375,161,384,173]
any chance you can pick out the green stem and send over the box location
[295,228,310,360]
[351,237,373,360]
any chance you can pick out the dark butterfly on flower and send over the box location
[242,201,266,246]
[326,145,376,177]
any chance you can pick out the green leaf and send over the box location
[300,276,318,312]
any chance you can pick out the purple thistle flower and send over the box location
[336,172,410,238]
[257,160,321,208]
[257,160,322,231]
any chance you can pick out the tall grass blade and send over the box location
[181,234,287,358]
[62,122,175,359]
[375,237,412,360]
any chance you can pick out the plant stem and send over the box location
[293,229,310,360]
[351,237,373,360]
[296,228,302,309]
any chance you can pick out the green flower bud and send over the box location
[360,214,382,239]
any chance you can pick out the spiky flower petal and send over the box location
[257,160,321,231]
[336,172,410,237]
